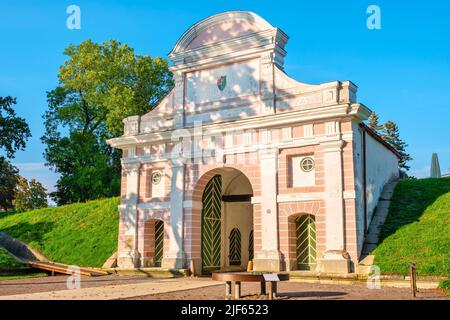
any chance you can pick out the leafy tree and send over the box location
[42,39,173,205]
[0,96,31,211]
[382,120,413,171]
[367,112,383,132]
[46,131,120,204]
[12,177,48,212]
[0,157,20,211]
[0,96,31,158]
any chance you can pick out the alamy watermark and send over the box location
[66,5,81,30]
[366,265,381,289]
[66,265,81,289]
[367,5,382,30]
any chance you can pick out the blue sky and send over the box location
[1,0,449,195]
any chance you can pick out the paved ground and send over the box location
[0,275,446,300]
[129,280,446,300]
[0,275,217,300]
[0,275,153,296]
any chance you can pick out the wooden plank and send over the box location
[25,260,108,277]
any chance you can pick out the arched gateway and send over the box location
[108,11,401,275]
[200,169,253,273]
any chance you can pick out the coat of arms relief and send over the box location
[216,75,227,91]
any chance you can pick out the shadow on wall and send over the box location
[140,17,316,133]
[181,58,306,126]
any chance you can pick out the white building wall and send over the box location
[353,123,399,256]
[185,59,259,105]
[352,122,365,255]
[365,133,399,220]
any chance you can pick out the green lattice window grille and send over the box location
[154,220,164,267]
[248,230,254,261]
[295,214,317,270]
[202,175,222,272]
[229,228,241,266]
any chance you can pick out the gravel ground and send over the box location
[0,275,446,300]
[128,280,447,300]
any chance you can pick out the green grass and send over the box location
[0,273,48,281]
[0,246,26,269]
[373,178,450,276]
[0,197,119,268]
[439,280,450,297]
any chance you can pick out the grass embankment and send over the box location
[373,178,450,277]
[0,245,25,269]
[0,246,47,281]
[0,197,120,268]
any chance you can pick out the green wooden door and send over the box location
[154,220,164,267]
[229,228,241,266]
[202,175,222,272]
[296,215,317,270]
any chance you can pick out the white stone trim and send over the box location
[108,103,370,149]
[325,121,339,135]
[251,196,261,204]
[343,190,356,199]
[131,202,171,211]
[118,204,137,211]
[277,193,324,202]
[303,124,313,138]
[282,127,292,141]
[183,200,202,209]
[170,11,275,55]
[251,193,325,204]
[120,134,351,166]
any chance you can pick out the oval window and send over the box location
[300,157,314,172]
[152,171,162,185]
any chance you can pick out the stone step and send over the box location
[289,271,358,280]
[105,267,190,278]
[359,254,374,266]
[359,181,398,269]
[355,265,371,275]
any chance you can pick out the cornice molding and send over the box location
[108,103,363,149]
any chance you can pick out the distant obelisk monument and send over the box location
[430,153,441,178]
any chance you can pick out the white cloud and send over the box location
[12,162,59,206]
[14,162,47,171]
[12,162,59,192]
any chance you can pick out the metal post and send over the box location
[190,259,196,277]
[234,281,241,299]
[260,281,266,295]
[409,262,417,298]
[268,282,274,300]
[273,281,278,298]
[225,281,231,299]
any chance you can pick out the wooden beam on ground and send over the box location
[26,260,109,277]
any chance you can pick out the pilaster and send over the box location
[161,158,186,269]
[117,161,141,268]
[253,147,282,272]
[317,139,351,273]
